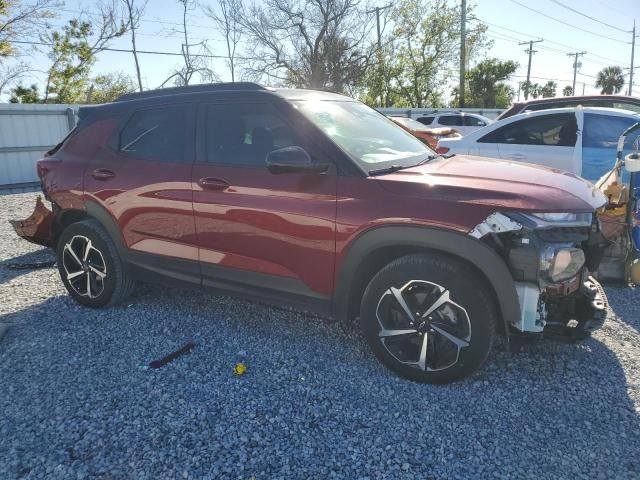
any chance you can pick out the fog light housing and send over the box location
[540,246,585,282]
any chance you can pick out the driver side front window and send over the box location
[203,103,299,167]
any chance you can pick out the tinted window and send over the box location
[438,115,463,126]
[464,116,485,126]
[416,116,434,125]
[203,103,297,167]
[120,105,189,162]
[527,100,615,111]
[613,102,640,113]
[479,113,577,146]
[583,113,638,148]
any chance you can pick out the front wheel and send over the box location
[56,219,135,308]
[360,254,496,384]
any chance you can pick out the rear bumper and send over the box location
[9,196,55,247]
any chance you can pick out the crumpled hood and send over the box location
[376,155,606,212]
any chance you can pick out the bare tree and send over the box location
[162,0,218,86]
[43,1,130,102]
[122,0,147,91]
[0,62,37,97]
[0,0,61,95]
[1,0,60,56]
[241,0,375,92]
[202,0,245,82]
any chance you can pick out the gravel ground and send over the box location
[1,191,639,480]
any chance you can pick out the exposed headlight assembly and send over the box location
[539,245,585,282]
[533,212,578,222]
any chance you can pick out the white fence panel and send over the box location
[377,107,505,120]
[0,104,76,186]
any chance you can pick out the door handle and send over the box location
[92,168,116,180]
[508,153,526,160]
[198,177,230,191]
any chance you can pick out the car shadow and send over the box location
[0,284,638,477]
[0,248,56,285]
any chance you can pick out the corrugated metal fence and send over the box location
[0,104,76,187]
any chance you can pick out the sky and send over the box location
[7,0,640,103]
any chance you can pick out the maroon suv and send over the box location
[13,83,608,383]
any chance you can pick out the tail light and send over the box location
[435,146,449,154]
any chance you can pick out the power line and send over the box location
[469,17,627,65]
[5,39,262,61]
[506,0,629,44]
[547,0,630,33]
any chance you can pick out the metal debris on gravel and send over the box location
[1,192,639,479]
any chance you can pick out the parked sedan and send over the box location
[388,116,461,149]
[416,112,492,136]
[437,107,640,182]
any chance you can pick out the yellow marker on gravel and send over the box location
[234,362,247,375]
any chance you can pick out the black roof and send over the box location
[115,82,265,102]
[78,83,354,122]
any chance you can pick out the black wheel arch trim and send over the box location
[333,225,518,339]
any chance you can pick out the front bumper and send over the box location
[543,275,607,340]
[9,196,55,247]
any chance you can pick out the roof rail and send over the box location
[115,82,265,102]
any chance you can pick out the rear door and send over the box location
[478,113,579,173]
[84,103,199,282]
[582,112,638,182]
[191,99,338,305]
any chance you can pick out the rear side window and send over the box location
[119,105,190,162]
[479,113,577,146]
[202,103,298,167]
[613,102,640,113]
[416,116,434,125]
[464,116,485,126]
[583,113,638,148]
[438,115,463,126]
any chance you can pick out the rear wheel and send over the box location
[56,220,135,307]
[360,254,496,383]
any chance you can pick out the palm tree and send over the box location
[595,66,625,94]
[562,85,573,96]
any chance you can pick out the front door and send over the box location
[191,101,337,306]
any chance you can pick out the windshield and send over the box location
[295,100,431,171]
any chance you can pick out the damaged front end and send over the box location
[472,211,608,340]
[9,196,55,248]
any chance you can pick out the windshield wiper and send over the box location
[367,165,407,176]
[367,153,455,176]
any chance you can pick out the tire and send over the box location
[56,219,135,308]
[360,253,496,384]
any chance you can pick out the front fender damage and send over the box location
[9,196,55,248]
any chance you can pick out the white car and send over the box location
[416,112,493,136]
[437,107,640,183]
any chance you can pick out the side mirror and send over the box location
[625,152,640,173]
[266,146,329,174]
[477,122,486,127]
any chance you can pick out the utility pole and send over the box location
[519,39,543,99]
[367,4,392,107]
[630,20,636,96]
[568,51,586,96]
[459,0,466,107]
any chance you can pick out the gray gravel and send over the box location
[1,191,639,480]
